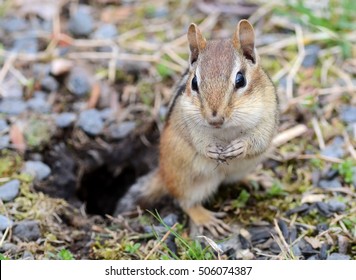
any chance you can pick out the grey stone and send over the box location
[33,63,51,78]
[302,45,320,68]
[27,96,51,113]
[68,6,94,37]
[92,24,117,39]
[0,119,9,132]
[292,244,302,257]
[318,179,342,189]
[13,220,41,241]
[321,137,345,158]
[12,34,38,54]
[0,136,9,150]
[327,200,346,212]
[1,16,27,32]
[78,109,104,135]
[55,112,77,128]
[22,250,34,260]
[99,108,114,120]
[162,213,178,227]
[0,99,27,115]
[0,242,18,254]
[0,180,20,202]
[340,106,356,124]
[67,69,92,96]
[41,76,59,92]
[22,161,51,181]
[1,75,23,99]
[327,253,350,260]
[109,121,136,139]
[0,215,13,231]
[316,201,332,217]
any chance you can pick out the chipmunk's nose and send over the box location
[208,112,224,128]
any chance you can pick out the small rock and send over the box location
[338,236,349,255]
[0,242,19,254]
[55,112,77,128]
[108,121,136,139]
[0,119,9,132]
[277,219,289,241]
[92,24,117,39]
[298,239,318,255]
[12,34,38,54]
[319,243,328,260]
[22,250,34,260]
[41,76,59,92]
[302,45,320,68]
[316,202,332,217]
[318,178,342,189]
[1,16,27,32]
[67,68,92,96]
[285,204,310,216]
[307,254,320,260]
[249,227,273,245]
[0,180,20,202]
[50,59,73,76]
[1,75,23,99]
[99,108,114,120]
[0,215,13,231]
[13,220,41,241]
[22,161,51,181]
[269,241,281,254]
[68,6,94,37]
[317,223,329,233]
[322,168,338,180]
[33,63,51,78]
[27,95,51,113]
[321,137,345,158]
[327,253,350,260]
[0,136,10,150]
[0,99,27,115]
[327,200,346,213]
[340,106,356,124]
[292,244,302,257]
[162,213,178,227]
[78,109,104,135]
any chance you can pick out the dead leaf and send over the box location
[301,194,326,204]
[101,6,134,23]
[10,124,26,153]
[305,236,321,249]
[87,83,101,109]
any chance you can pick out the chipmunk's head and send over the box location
[183,20,275,132]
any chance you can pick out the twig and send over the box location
[297,154,343,163]
[343,131,356,160]
[311,117,325,150]
[144,223,177,260]
[272,124,308,147]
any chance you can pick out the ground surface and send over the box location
[0,0,355,260]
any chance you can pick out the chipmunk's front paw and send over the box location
[219,139,245,160]
[206,143,225,161]
[185,205,231,238]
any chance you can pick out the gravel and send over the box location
[78,109,104,135]
[0,119,9,132]
[92,24,117,39]
[316,202,332,217]
[318,179,342,189]
[22,250,35,260]
[1,75,23,99]
[13,220,41,241]
[27,94,51,113]
[12,33,38,54]
[41,76,59,92]
[321,137,345,158]
[55,112,77,128]
[162,213,178,227]
[327,200,346,212]
[327,253,350,260]
[68,6,94,37]
[108,121,136,139]
[1,16,27,32]
[0,136,10,150]
[0,179,20,202]
[340,106,356,124]
[22,161,51,181]
[0,99,27,115]
[67,68,92,96]
[302,45,320,68]
[0,215,13,231]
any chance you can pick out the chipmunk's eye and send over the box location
[235,72,246,88]
[191,75,199,92]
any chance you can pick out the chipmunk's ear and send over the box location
[233,20,256,64]
[187,23,206,65]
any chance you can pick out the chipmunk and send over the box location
[115,20,279,237]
